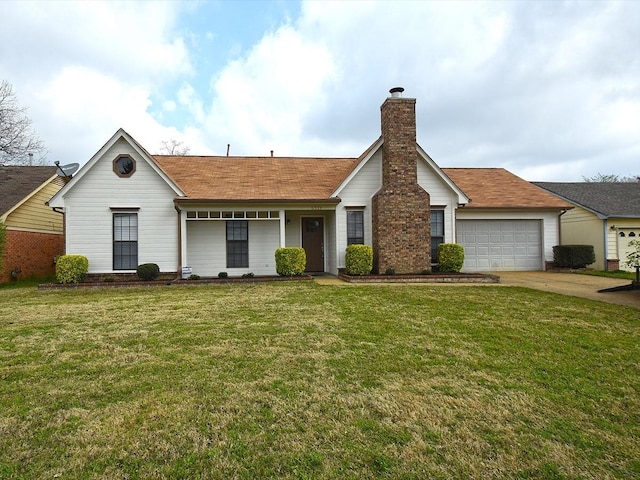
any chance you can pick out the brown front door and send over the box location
[302,217,324,272]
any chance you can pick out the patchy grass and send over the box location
[0,275,56,290]
[0,283,638,479]
[578,270,636,281]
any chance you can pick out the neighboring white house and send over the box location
[48,89,571,277]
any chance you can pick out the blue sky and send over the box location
[1,0,638,181]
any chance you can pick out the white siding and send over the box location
[333,150,462,271]
[334,151,381,271]
[62,138,179,273]
[186,220,280,276]
[417,159,460,250]
[455,209,561,270]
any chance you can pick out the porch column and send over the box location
[279,209,286,247]
[180,209,188,270]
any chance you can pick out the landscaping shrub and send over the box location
[385,268,396,275]
[218,272,228,279]
[241,272,255,278]
[553,245,596,268]
[55,255,89,284]
[136,263,160,281]
[0,220,6,271]
[437,243,465,272]
[188,274,200,280]
[345,244,373,275]
[275,247,306,276]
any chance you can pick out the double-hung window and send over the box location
[227,220,248,268]
[113,213,138,270]
[431,210,444,263]
[346,210,364,245]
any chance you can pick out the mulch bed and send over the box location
[38,275,313,290]
[338,270,499,284]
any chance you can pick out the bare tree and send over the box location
[582,173,639,183]
[157,139,191,156]
[0,80,47,165]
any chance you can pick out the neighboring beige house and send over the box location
[534,182,640,271]
[0,166,65,283]
[48,88,571,277]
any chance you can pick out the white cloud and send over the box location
[0,0,637,181]
[202,24,336,155]
[0,0,195,163]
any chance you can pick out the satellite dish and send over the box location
[55,161,79,178]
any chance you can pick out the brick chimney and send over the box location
[371,87,431,274]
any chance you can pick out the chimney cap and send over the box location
[389,87,404,98]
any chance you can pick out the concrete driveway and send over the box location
[315,271,640,309]
[495,271,640,309]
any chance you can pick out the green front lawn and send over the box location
[1,283,638,479]
[578,269,637,281]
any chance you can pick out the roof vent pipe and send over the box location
[389,87,404,98]
[226,144,230,156]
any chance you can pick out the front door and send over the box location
[302,217,324,272]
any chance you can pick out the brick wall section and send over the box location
[372,96,431,274]
[1,230,64,283]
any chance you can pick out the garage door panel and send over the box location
[457,220,542,272]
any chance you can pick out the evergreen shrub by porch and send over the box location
[345,244,373,275]
[553,245,595,268]
[56,255,89,284]
[275,247,306,276]
[437,243,465,273]
[137,263,160,281]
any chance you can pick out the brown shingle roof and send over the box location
[0,166,57,216]
[442,168,572,209]
[153,155,359,201]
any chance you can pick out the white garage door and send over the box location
[457,220,543,272]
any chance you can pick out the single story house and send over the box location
[0,166,65,283]
[534,182,640,271]
[48,88,571,277]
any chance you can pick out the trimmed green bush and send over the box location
[345,244,373,275]
[218,272,228,279]
[56,255,89,284]
[137,263,160,281]
[275,247,306,276]
[0,220,6,272]
[437,243,465,273]
[553,245,595,269]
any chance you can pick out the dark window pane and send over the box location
[347,210,364,245]
[114,213,138,270]
[431,210,444,263]
[227,221,248,267]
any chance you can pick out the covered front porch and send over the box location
[176,201,339,278]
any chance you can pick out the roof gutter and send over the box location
[174,197,342,205]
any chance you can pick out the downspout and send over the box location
[603,219,608,271]
[175,204,182,280]
[51,206,66,255]
[555,209,567,272]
